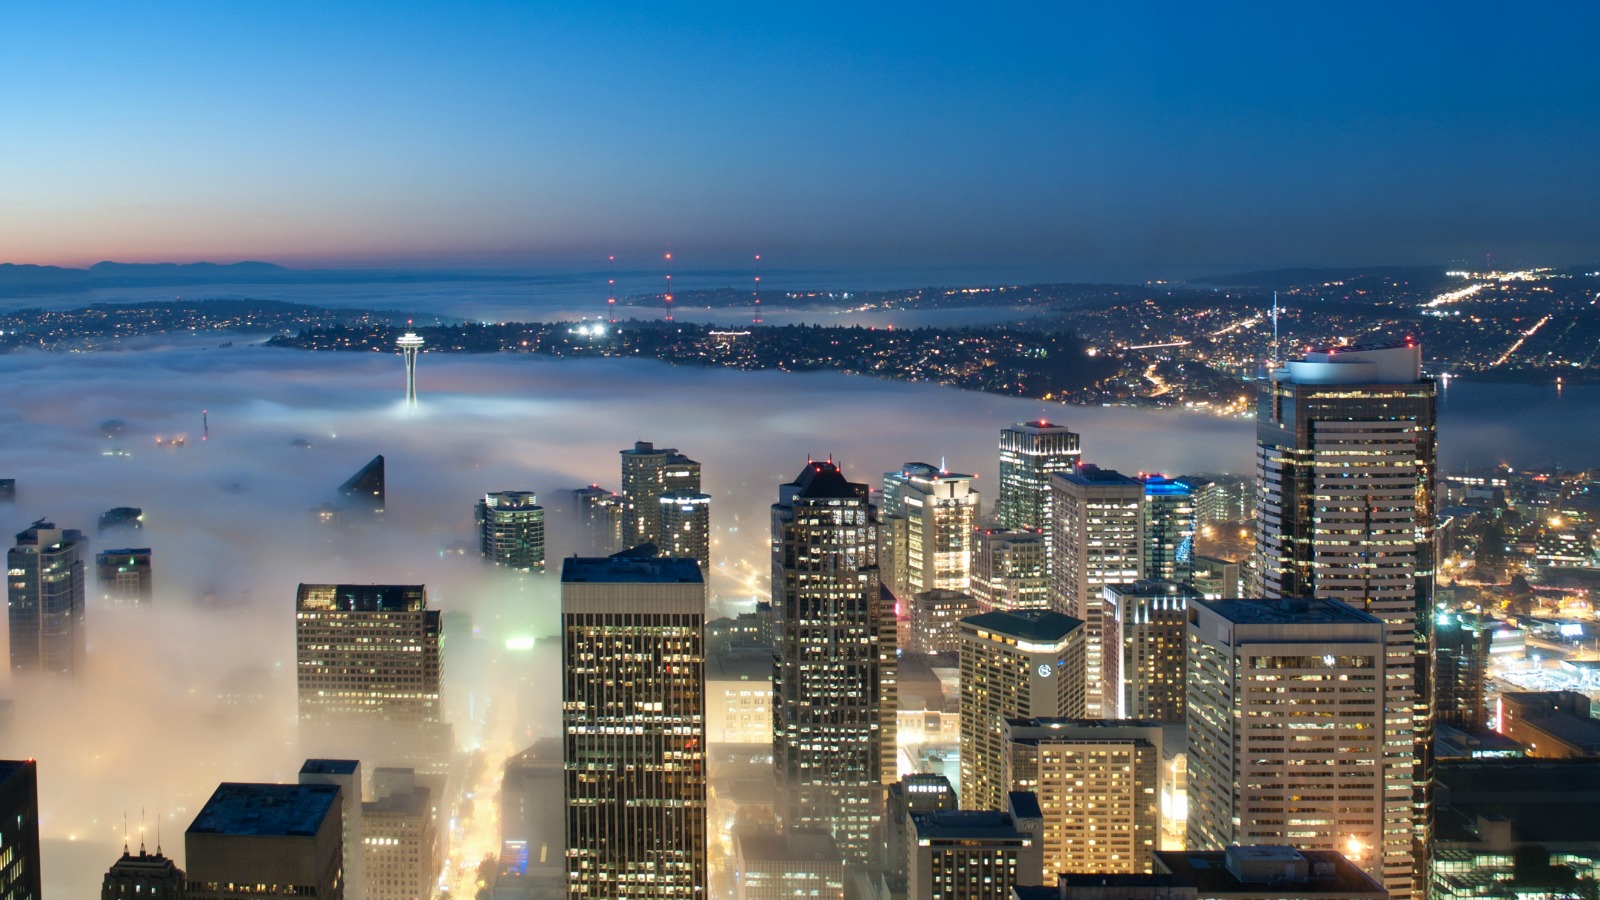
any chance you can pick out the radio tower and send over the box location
[397,328,425,407]
[753,253,763,325]
[607,255,617,324]
[663,251,674,322]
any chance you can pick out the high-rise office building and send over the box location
[959,609,1086,811]
[0,760,42,900]
[102,845,186,900]
[1138,476,1197,585]
[972,529,1049,612]
[887,775,960,881]
[572,485,626,555]
[339,455,386,517]
[1049,468,1144,717]
[908,589,979,655]
[363,769,439,900]
[659,491,712,573]
[1004,718,1164,876]
[561,552,707,897]
[98,506,144,533]
[0,480,13,504]
[478,491,547,572]
[734,830,845,900]
[772,460,895,865]
[8,519,87,676]
[1186,598,1388,888]
[501,741,564,880]
[997,421,1081,532]
[906,794,1045,900]
[96,548,153,605]
[1190,555,1241,600]
[881,462,980,601]
[295,584,447,768]
[619,441,700,548]
[1102,581,1199,721]
[1253,342,1436,898]
[299,759,364,900]
[185,783,344,900]
[1434,612,1491,732]
[1191,474,1255,525]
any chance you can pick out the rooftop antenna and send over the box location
[663,251,674,323]
[753,253,763,325]
[140,806,147,855]
[607,255,617,324]
[202,409,209,441]
[123,811,129,855]
[1271,290,1280,364]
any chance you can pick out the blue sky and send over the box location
[3,2,1597,273]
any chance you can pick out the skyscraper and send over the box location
[572,484,626,555]
[997,421,1081,532]
[295,584,448,769]
[971,529,1049,612]
[1102,580,1199,721]
[338,455,386,517]
[659,490,712,573]
[880,462,980,601]
[1137,475,1197,585]
[906,794,1045,900]
[363,769,439,900]
[1049,467,1144,717]
[8,519,87,676]
[1186,598,1388,888]
[299,759,364,900]
[619,441,701,548]
[478,490,547,572]
[185,783,344,900]
[96,548,153,605]
[1004,717,1164,876]
[1434,612,1491,731]
[1253,342,1436,898]
[562,552,707,897]
[0,760,42,900]
[772,460,895,865]
[958,609,1086,811]
[102,845,186,900]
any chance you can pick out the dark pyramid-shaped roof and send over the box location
[339,454,385,513]
[788,460,867,501]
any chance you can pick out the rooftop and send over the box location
[962,608,1084,643]
[910,809,1026,842]
[296,583,427,612]
[299,759,360,776]
[785,460,868,502]
[187,783,340,837]
[1155,848,1385,896]
[1055,465,1139,487]
[1197,597,1383,626]
[737,829,843,864]
[561,553,703,584]
[1104,579,1203,599]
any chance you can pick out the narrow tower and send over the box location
[396,331,424,406]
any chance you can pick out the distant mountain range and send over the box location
[0,261,532,299]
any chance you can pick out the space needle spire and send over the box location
[397,328,425,407]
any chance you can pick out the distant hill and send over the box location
[86,260,292,281]
[1192,266,1448,290]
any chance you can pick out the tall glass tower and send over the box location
[997,421,1080,532]
[7,519,86,676]
[771,460,895,865]
[1252,342,1436,899]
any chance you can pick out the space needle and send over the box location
[397,331,425,406]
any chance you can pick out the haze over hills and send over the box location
[0,260,539,298]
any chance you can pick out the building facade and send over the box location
[1139,476,1197,586]
[1004,718,1164,876]
[294,584,447,769]
[997,421,1081,532]
[958,609,1086,811]
[906,795,1045,900]
[1252,343,1437,898]
[881,463,980,602]
[561,553,707,897]
[1102,581,1199,721]
[185,783,344,900]
[478,491,547,572]
[619,441,701,549]
[0,761,41,900]
[1186,599,1389,890]
[659,491,712,574]
[7,520,87,676]
[771,461,896,865]
[96,547,153,605]
[972,529,1050,612]
[1049,468,1144,717]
